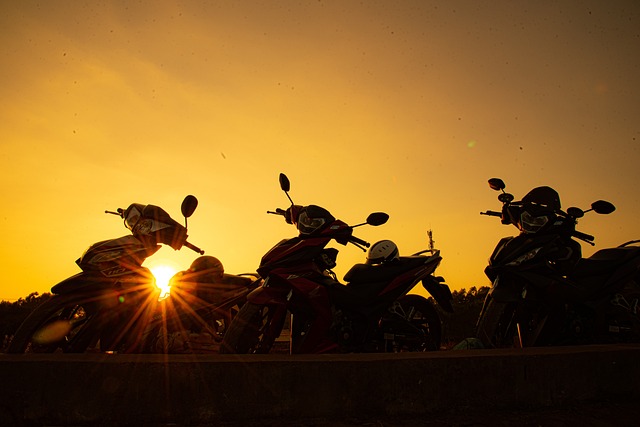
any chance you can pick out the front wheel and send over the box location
[219,303,280,354]
[6,294,96,353]
[475,296,549,348]
[389,294,442,351]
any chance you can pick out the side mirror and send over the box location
[592,200,616,215]
[279,173,291,192]
[181,195,198,218]
[488,178,506,191]
[498,193,515,203]
[566,207,584,218]
[367,212,389,226]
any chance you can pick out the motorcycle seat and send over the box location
[343,256,431,285]
[571,247,639,279]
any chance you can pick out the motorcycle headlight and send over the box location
[124,204,144,230]
[297,211,326,234]
[520,211,550,234]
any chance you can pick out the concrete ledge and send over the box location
[1,344,639,426]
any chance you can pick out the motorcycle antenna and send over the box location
[427,229,435,253]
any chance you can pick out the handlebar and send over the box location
[267,208,287,216]
[572,230,595,246]
[349,235,370,248]
[105,208,125,218]
[184,241,205,255]
[480,210,502,217]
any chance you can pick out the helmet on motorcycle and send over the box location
[366,240,399,265]
[520,186,561,234]
[189,256,224,283]
[297,205,335,235]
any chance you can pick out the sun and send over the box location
[149,265,179,298]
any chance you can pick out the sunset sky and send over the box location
[1,1,639,302]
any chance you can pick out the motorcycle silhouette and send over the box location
[141,256,258,353]
[7,196,253,353]
[220,173,452,354]
[475,178,640,348]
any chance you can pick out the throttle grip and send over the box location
[184,241,205,255]
[350,235,370,248]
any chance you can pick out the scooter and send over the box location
[220,173,453,354]
[475,178,640,348]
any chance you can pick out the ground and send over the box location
[137,401,638,427]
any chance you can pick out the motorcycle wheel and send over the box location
[219,302,278,354]
[605,289,640,343]
[6,294,96,353]
[394,294,442,351]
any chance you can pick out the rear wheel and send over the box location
[219,303,279,354]
[7,295,96,353]
[390,294,442,351]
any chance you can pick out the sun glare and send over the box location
[150,265,179,298]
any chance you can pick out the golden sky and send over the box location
[1,1,639,301]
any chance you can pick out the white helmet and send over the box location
[366,240,399,265]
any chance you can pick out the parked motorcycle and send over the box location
[142,256,259,353]
[475,178,640,348]
[220,173,453,354]
[7,197,253,354]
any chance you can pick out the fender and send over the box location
[421,276,453,313]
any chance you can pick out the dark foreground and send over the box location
[2,345,639,426]
[225,401,640,427]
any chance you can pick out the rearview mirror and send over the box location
[498,193,514,203]
[367,212,389,226]
[181,195,198,218]
[279,173,290,192]
[592,200,616,215]
[566,207,584,218]
[488,178,506,191]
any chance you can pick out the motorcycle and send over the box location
[7,196,254,354]
[475,178,640,348]
[220,173,453,354]
[142,256,259,353]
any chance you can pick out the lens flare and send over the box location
[150,265,178,298]
[33,320,72,345]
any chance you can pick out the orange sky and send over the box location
[1,1,639,301]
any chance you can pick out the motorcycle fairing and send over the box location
[51,269,158,312]
[257,236,329,277]
[51,272,113,295]
[488,234,558,269]
[76,235,161,277]
[488,269,553,303]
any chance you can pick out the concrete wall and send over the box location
[1,344,639,426]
